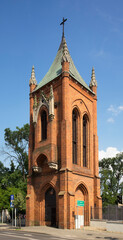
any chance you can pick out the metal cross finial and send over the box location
[60,17,67,37]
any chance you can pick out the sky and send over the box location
[0,0,123,166]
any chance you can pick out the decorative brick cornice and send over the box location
[32,166,42,173]
[58,191,65,196]
[68,191,75,196]
[48,162,58,170]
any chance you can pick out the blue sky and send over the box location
[0,0,123,165]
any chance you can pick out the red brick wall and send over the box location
[26,61,102,228]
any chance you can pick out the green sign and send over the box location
[77,200,84,207]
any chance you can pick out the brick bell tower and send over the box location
[26,19,102,229]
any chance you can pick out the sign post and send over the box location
[2,210,3,224]
[12,208,13,226]
[10,195,14,201]
[10,195,14,226]
[15,208,16,227]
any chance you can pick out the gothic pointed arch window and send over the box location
[41,110,47,140]
[83,114,88,167]
[72,108,79,164]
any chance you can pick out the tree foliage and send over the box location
[14,192,26,212]
[99,152,123,207]
[0,160,27,212]
[0,124,29,213]
[3,124,29,181]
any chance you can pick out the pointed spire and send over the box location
[29,66,37,86]
[89,67,97,88]
[61,37,70,64]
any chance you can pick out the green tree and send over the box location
[0,161,9,189]
[14,192,26,213]
[0,186,20,211]
[99,152,123,207]
[0,162,27,213]
[0,124,29,213]
[3,124,29,181]
[0,160,27,212]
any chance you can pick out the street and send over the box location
[0,230,62,240]
[0,228,123,240]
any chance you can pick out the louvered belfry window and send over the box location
[83,115,87,167]
[41,110,47,140]
[72,109,77,164]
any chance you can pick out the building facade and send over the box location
[26,31,102,229]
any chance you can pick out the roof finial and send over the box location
[29,65,37,86]
[89,67,97,88]
[60,17,67,37]
[61,37,70,63]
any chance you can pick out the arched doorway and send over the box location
[45,187,56,227]
[75,184,89,228]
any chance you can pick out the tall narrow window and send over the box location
[83,115,88,167]
[72,109,78,164]
[41,110,47,140]
[32,125,35,150]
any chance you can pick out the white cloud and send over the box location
[107,118,114,123]
[108,105,118,115]
[118,106,123,111]
[99,147,120,161]
[108,104,123,115]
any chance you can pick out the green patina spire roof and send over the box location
[34,36,92,93]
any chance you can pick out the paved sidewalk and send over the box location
[0,224,123,240]
[21,226,123,239]
[0,223,10,229]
